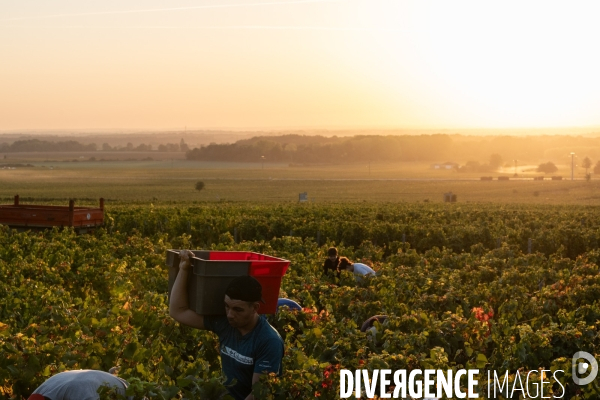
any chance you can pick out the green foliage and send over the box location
[104,203,600,259]
[1,203,599,399]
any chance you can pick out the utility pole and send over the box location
[571,152,575,181]
[513,159,518,177]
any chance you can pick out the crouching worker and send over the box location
[28,369,128,400]
[360,315,388,334]
[169,250,284,400]
[338,257,375,278]
[276,298,302,313]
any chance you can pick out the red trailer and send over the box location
[0,195,104,232]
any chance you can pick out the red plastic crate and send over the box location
[207,251,289,314]
[249,262,290,314]
[167,250,289,315]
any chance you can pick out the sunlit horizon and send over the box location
[2,0,600,131]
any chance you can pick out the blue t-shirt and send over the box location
[204,315,284,400]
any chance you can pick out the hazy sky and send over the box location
[2,0,600,130]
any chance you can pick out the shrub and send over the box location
[537,162,558,174]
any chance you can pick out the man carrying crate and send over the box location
[169,250,284,400]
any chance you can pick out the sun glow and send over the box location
[354,0,600,128]
[1,0,600,129]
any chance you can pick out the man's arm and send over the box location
[242,373,264,400]
[169,250,205,330]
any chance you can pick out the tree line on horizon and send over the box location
[0,139,97,153]
[0,139,189,153]
[4,135,600,171]
[187,134,453,163]
[184,134,600,164]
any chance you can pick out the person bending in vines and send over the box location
[338,257,376,277]
[28,369,129,400]
[169,250,284,400]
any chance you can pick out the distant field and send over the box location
[0,157,588,178]
[0,159,598,204]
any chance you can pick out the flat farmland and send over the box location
[1,160,599,204]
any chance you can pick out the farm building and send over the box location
[430,162,459,170]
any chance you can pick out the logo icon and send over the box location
[572,351,598,385]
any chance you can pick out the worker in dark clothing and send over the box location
[322,247,341,277]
